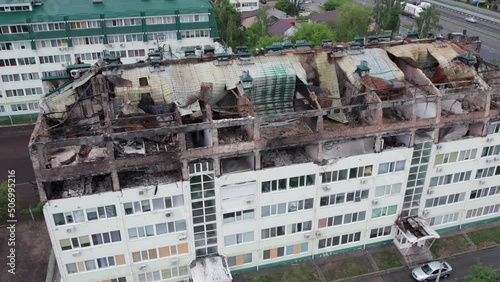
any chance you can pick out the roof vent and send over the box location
[356,60,370,76]
[33,0,43,5]
[93,0,103,3]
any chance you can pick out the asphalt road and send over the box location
[345,246,500,281]
[351,0,500,61]
[0,125,39,209]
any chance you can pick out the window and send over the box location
[85,205,116,220]
[129,220,186,239]
[320,189,369,206]
[179,14,209,23]
[24,88,43,96]
[124,195,183,215]
[466,204,500,219]
[74,52,102,61]
[106,18,141,27]
[72,36,103,46]
[132,244,188,263]
[482,145,500,157]
[227,253,252,267]
[109,50,127,58]
[0,106,4,113]
[17,57,36,65]
[181,29,210,39]
[32,22,65,32]
[487,122,500,134]
[69,20,100,29]
[147,32,177,41]
[0,58,17,67]
[223,209,254,223]
[262,174,315,193]
[224,231,254,246]
[378,160,406,174]
[0,25,28,34]
[318,232,361,249]
[370,226,392,238]
[66,263,78,274]
[261,226,285,239]
[1,74,20,82]
[321,165,373,183]
[59,235,92,251]
[39,55,71,64]
[139,266,189,281]
[261,198,313,217]
[374,183,402,197]
[429,171,471,187]
[145,16,175,25]
[371,205,398,218]
[262,243,308,260]
[470,186,500,199]
[108,34,142,43]
[434,149,477,165]
[92,230,121,245]
[21,72,40,81]
[475,166,500,179]
[288,221,312,234]
[427,212,459,226]
[425,193,466,208]
[53,210,85,226]
[128,49,146,57]
[6,89,24,97]
[36,39,68,48]
[318,211,366,228]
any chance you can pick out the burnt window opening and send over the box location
[139,77,149,86]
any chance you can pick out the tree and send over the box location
[323,0,350,11]
[244,8,271,49]
[291,23,336,46]
[210,0,245,48]
[415,4,442,38]
[255,35,285,49]
[275,0,303,16]
[465,263,500,282]
[373,0,405,34]
[329,2,372,42]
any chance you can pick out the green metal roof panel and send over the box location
[0,0,214,25]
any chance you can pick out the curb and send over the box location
[334,265,407,282]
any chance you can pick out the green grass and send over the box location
[467,226,500,248]
[0,115,37,126]
[249,267,320,282]
[431,235,474,258]
[323,258,373,281]
[372,250,402,270]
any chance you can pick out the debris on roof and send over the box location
[190,255,232,282]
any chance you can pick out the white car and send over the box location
[412,261,452,281]
[465,16,477,23]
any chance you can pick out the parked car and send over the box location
[412,261,452,281]
[465,16,477,23]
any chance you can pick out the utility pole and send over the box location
[435,261,443,282]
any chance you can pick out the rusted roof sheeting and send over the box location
[359,76,405,91]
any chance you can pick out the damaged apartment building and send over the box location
[29,38,500,282]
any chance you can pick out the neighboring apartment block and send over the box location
[230,0,259,12]
[0,0,218,119]
[29,38,500,282]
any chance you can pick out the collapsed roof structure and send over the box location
[29,37,499,202]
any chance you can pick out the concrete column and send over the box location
[213,157,221,177]
[374,134,382,153]
[111,171,120,192]
[181,159,189,181]
[254,150,261,170]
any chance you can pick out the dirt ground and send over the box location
[0,220,51,282]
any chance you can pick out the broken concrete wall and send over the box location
[322,138,375,160]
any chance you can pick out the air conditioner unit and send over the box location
[427,188,434,195]
[170,259,179,265]
[494,157,500,162]
[304,233,311,239]
[58,47,64,51]
[372,200,379,205]
[107,44,114,48]
[65,226,75,233]
[486,137,494,142]
[138,190,146,196]
[360,179,367,184]
[61,63,67,67]
[479,180,486,185]
[71,251,81,257]
[436,167,443,172]
[178,233,187,241]
[165,211,172,217]
[322,186,330,191]
[436,145,442,150]
[138,265,147,271]
[120,43,126,47]
[153,41,158,45]
[422,210,430,216]
[315,231,322,237]
[245,199,252,204]
[486,159,492,163]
